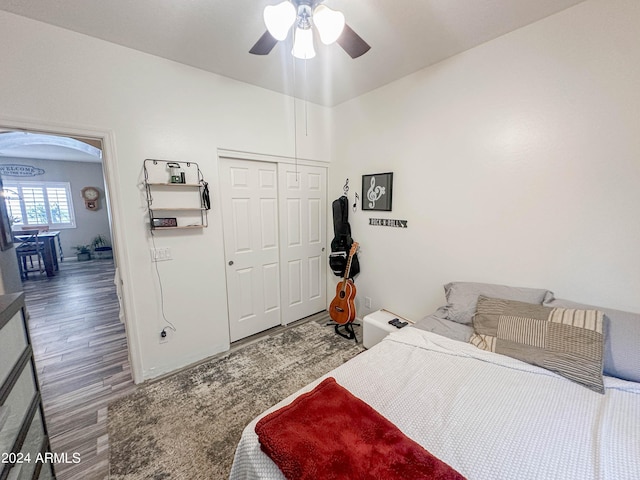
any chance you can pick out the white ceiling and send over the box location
[0,0,586,106]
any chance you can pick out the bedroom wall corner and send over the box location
[329,0,640,320]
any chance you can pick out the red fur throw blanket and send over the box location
[255,377,466,480]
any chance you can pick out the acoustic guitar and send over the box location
[329,242,359,325]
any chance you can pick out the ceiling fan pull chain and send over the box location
[304,57,309,137]
[292,56,299,180]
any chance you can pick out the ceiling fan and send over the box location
[250,0,371,60]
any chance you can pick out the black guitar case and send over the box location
[330,195,360,278]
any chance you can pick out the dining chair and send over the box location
[14,230,46,280]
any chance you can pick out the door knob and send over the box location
[228,260,234,266]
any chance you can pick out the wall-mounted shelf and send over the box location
[143,159,210,231]
[145,183,201,187]
[152,225,204,230]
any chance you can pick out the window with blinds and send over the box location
[3,181,76,229]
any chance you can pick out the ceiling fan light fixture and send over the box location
[263,1,296,41]
[313,5,345,45]
[292,27,316,59]
[250,0,369,59]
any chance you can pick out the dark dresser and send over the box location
[0,293,55,480]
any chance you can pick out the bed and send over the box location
[229,282,640,480]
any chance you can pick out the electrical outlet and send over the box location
[150,247,172,262]
[160,329,169,344]
[364,297,372,309]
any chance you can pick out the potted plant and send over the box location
[91,234,113,260]
[74,244,92,261]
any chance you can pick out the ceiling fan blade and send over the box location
[249,30,278,55]
[336,24,370,59]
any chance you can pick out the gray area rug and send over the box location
[108,316,364,479]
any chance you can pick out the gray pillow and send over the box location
[545,298,640,383]
[413,315,474,343]
[435,282,554,325]
[471,296,605,394]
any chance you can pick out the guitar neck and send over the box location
[343,256,353,282]
[341,243,358,291]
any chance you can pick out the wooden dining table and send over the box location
[15,231,62,277]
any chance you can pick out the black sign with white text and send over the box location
[369,218,408,228]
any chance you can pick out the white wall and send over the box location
[0,157,111,258]
[2,0,638,382]
[0,11,331,380]
[330,0,640,320]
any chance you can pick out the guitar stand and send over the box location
[326,321,360,343]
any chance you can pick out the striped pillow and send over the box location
[470,296,605,393]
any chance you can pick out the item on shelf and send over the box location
[167,162,184,184]
[152,217,178,228]
[143,159,209,231]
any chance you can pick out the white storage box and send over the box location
[362,309,412,349]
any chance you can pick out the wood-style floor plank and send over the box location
[21,259,135,480]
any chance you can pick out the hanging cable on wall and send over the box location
[149,231,177,336]
[144,160,178,336]
[142,158,211,338]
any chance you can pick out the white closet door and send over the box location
[220,158,280,342]
[278,164,327,325]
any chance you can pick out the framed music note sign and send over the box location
[362,172,393,211]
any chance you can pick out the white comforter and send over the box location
[229,327,640,480]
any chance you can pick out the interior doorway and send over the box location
[0,126,135,479]
[0,126,131,360]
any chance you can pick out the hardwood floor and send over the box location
[22,259,135,480]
